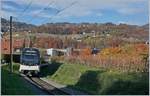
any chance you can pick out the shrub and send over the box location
[65,44,148,72]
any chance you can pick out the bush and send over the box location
[65,44,148,72]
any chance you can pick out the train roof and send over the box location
[22,48,40,52]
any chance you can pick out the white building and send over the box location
[46,48,66,56]
[47,48,59,56]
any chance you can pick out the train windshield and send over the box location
[21,49,40,64]
[23,53,38,60]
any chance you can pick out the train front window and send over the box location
[23,54,38,59]
[22,52,39,60]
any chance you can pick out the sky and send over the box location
[1,0,149,25]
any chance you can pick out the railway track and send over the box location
[21,74,69,95]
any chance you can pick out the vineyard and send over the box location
[64,44,148,72]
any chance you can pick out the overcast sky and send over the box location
[1,0,149,25]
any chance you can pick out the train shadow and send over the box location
[39,61,63,78]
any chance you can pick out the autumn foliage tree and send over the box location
[80,48,92,56]
[65,44,148,72]
[100,47,123,56]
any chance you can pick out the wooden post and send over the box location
[10,16,13,73]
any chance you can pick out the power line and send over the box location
[13,0,77,25]
[27,1,55,23]
[17,0,34,20]
[40,1,78,25]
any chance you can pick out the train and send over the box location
[19,48,40,76]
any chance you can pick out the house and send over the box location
[91,48,100,55]
[47,48,58,56]
[46,48,65,56]
[145,40,149,45]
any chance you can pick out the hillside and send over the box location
[141,24,149,32]
[1,17,148,41]
[1,18,36,32]
[31,22,148,41]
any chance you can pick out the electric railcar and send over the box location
[19,48,40,75]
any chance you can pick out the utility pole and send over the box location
[10,16,13,73]
[28,30,31,48]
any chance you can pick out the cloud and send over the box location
[96,13,103,17]
[1,10,18,19]
[45,0,148,18]
[2,0,148,17]
[117,20,145,25]
[117,8,144,15]
[1,0,148,24]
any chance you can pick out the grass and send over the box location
[43,62,149,95]
[50,63,101,85]
[1,64,36,95]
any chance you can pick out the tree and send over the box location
[80,48,92,56]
